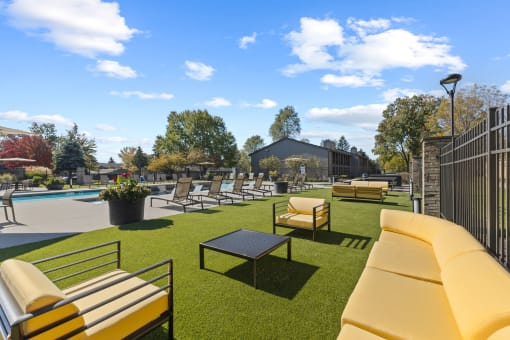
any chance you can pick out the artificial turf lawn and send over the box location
[1,188,412,339]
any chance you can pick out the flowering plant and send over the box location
[99,178,151,203]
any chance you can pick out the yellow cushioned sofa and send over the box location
[332,184,384,203]
[273,197,330,241]
[350,180,389,193]
[338,209,510,339]
[0,241,173,340]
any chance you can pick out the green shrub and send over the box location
[45,176,65,186]
[0,173,16,182]
[31,175,43,187]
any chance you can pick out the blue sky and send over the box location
[1,0,509,162]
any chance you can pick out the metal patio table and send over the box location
[199,229,291,288]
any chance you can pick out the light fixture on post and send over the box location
[440,73,462,222]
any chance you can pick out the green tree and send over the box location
[238,151,251,173]
[108,157,115,165]
[153,109,237,166]
[59,124,97,171]
[269,105,301,142]
[259,156,281,172]
[243,135,265,154]
[29,122,58,149]
[54,139,86,174]
[337,135,350,151]
[373,95,439,172]
[132,147,149,175]
[427,83,509,136]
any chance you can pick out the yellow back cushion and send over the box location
[288,197,326,215]
[380,209,455,244]
[433,225,486,269]
[441,251,510,339]
[0,259,65,313]
[351,181,369,186]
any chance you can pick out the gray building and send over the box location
[249,138,375,179]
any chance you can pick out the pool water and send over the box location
[13,190,102,202]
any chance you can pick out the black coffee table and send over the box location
[199,229,291,288]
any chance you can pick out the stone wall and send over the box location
[422,137,450,217]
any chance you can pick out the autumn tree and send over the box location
[0,135,53,169]
[373,95,439,172]
[153,109,237,166]
[147,153,186,173]
[269,105,301,141]
[118,147,137,171]
[259,156,281,172]
[427,83,509,136]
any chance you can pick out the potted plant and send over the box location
[45,176,65,190]
[99,179,151,225]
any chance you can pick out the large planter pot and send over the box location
[46,184,64,190]
[274,181,288,194]
[107,198,145,225]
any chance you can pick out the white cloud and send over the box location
[239,32,257,49]
[185,61,215,81]
[254,99,277,109]
[347,17,391,37]
[93,59,137,78]
[283,17,344,76]
[321,74,384,87]
[96,124,116,131]
[283,17,466,84]
[0,109,74,126]
[307,104,386,128]
[110,90,174,100]
[205,97,231,107]
[6,0,139,58]
[96,136,128,143]
[501,81,510,93]
[382,88,424,102]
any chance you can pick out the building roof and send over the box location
[249,137,353,157]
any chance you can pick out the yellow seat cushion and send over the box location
[0,259,83,339]
[276,213,328,229]
[355,187,383,199]
[380,209,456,244]
[489,326,510,339]
[287,197,326,215]
[337,324,385,340]
[341,267,461,339]
[63,269,169,339]
[441,251,510,339]
[366,240,441,283]
[332,185,356,198]
[432,224,486,269]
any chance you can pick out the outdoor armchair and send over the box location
[0,240,173,340]
[273,197,330,241]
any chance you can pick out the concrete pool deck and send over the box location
[0,190,222,249]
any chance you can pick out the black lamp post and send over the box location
[440,73,462,222]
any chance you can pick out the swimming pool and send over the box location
[13,190,102,202]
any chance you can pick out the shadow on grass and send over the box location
[194,209,221,215]
[0,235,76,261]
[222,255,319,299]
[285,229,371,248]
[119,218,173,230]
[333,198,400,206]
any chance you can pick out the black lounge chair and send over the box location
[223,175,255,201]
[245,175,272,197]
[0,189,16,223]
[150,177,203,212]
[193,175,233,205]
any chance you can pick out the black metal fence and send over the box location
[440,105,510,267]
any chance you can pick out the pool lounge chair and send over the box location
[0,189,16,223]
[150,177,204,212]
[203,175,234,205]
[245,175,272,197]
[223,176,255,201]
